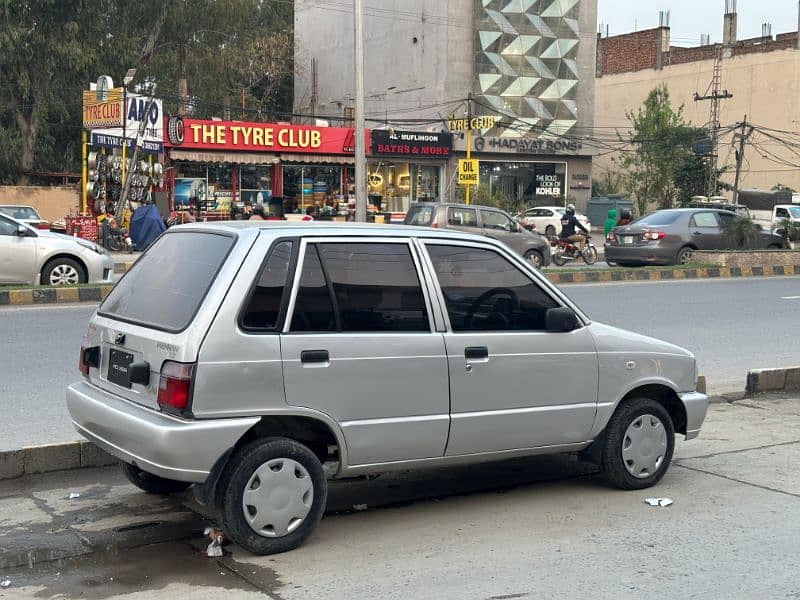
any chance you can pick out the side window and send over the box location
[241,241,293,330]
[0,216,18,236]
[776,208,789,219]
[718,213,736,227]
[480,210,513,231]
[427,244,559,332]
[291,245,337,332]
[447,207,478,227]
[690,212,719,228]
[317,243,429,332]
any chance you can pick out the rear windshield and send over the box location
[405,206,435,226]
[632,212,681,227]
[99,231,235,332]
[0,206,38,220]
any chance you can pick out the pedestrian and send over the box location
[616,209,633,227]
[603,209,617,238]
[249,204,266,220]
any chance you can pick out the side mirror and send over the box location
[16,225,30,237]
[545,307,580,333]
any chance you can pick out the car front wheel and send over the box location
[220,437,327,555]
[42,258,87,286]
[601,397,675,490]
[524,249,543,269]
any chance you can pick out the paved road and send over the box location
[4,395,800,598]
[2,277,799,450]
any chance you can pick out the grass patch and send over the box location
[545,261,714,274]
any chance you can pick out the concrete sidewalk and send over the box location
[1,394,799,598]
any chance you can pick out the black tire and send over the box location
[583,246,598,265]
[121,463,193,494]
[545,225,556,237]
[768,244,782,250]
[41,257,87,286]
[106,235,124,252]
[524,249,543,269]
[219,437,327,555]
[675,246,694,266]
[551,252,568,267]
[601,397,675,490]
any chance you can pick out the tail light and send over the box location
[607,232,616,242]
[431,222,438,228]
[79,335,99,376]
[642,230,665,241]
[35,222,50,230]
[158,361,195,414]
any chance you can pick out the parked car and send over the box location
[0,214,114,285]
[404,202,551,268]
[67,221,708,555]
[605,208,787,267]
[519,205,591,237]
[0,204,49,230]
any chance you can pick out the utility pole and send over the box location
[694,45,733,197]
[115,84,157,221]
[465,93,473,205]
[353,0,367,222]
[732,116,753,205]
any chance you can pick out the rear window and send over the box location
[0,206,38,220]
[405,206,435,226]
[633,212,681,227]
[99,231,235,332]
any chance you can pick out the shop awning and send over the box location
[280,153,354,165]
[169,149,279,165]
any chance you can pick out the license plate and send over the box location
[620,235,636,245]
[107,348,134,388]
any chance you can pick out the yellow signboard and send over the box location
[448,115,497,131]
[82,88,124,129]
[458,159,479,185]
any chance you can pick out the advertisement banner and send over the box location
[167,118,359,155]
[82,88,123,129]
[91,94,164,152]
[370,130,452,157]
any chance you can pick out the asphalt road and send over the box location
[2,276,799,450]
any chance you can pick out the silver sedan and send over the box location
[0,214,114,285]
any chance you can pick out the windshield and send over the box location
[0,206,39,220]
[788,206,800,218]
[631,212,681,227]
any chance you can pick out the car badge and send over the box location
[114,333,126,345]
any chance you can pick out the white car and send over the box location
[0,214,114,286]
[0,204,49,230]
[520,206,591,237]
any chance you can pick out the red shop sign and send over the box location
[166,118,361,155]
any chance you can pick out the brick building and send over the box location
[595,6,800,194]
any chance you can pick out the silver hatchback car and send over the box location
[67,222,707,555]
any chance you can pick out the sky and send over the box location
[598,0,797,46]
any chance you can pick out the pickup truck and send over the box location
[749,204,800,234]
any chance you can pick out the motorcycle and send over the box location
[550,234,598,266]
[101,219,134,253]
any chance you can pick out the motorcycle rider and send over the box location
[559,203,589,253]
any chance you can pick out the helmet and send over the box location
[565,203,575,215]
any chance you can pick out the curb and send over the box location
[0,285,114,306]
[546,264,800,285]
[0,441,118,481]
[745,366,800,396]
[114,260,134,274]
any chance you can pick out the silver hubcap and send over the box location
[242,458,313,538]
[527,252,541,268]
[50,264,79,285]
[622,414,667,478]
[679,250,692,264]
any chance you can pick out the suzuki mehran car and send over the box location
[67,222,708,555]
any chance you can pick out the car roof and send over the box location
[413,202,504,211]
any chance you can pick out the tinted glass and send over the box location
[0,206,38,220]
[775,208,789,219]
[241,241,293,330]
[0,215,18,236]
[427,245,558,332]
[634,212,682,227]
[690,212,719,228]
[447,207,478,227]
[480,210,513,231]
[291,245,336,332]
[318,243,429,332]
[99,232,234,332]
[718,213,736,227]
[405,205,434,226]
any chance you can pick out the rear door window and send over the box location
[99,231,235,332]
[447,207,478,227]
[690,212,719,228]
[405,205,435,226]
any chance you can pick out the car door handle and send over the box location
[465,346,489,361]
[301,350,329,364]
[692,231,702,235]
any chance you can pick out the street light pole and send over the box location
[354,0,367,222]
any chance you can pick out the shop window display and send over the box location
[366,162,440,212]
[207,164,233,213]
[283,165,342,214]
[480,161,566,209]
[239,165,273,207]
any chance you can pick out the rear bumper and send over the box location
[67,380,259,482]
[679,391,709,440]
[604,243,674,265]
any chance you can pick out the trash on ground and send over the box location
[644,497,673,507]
[204,526,226,557]
[353,504,368,511]
[1,578,10,588]
[68,492,81,499]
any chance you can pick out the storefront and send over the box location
[449,133,593,211]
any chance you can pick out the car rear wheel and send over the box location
[601,397,675,490]
[675,246,694,266]
[524,249,543,269]
[545,225,556,237]
[220,437,327,555]
[42,258,87,286]
[121,463,193,494]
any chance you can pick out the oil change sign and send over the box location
[458,159,479,185]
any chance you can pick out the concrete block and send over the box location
[56,287,80,303]
[8,289,32,305]
[784,367,800,391]
[0,449,23,479]
[22,442,81,475]
[746,368,788,395]
[80,441,118,468]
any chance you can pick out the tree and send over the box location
[591,167,622,197]
[618,85,702,215]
